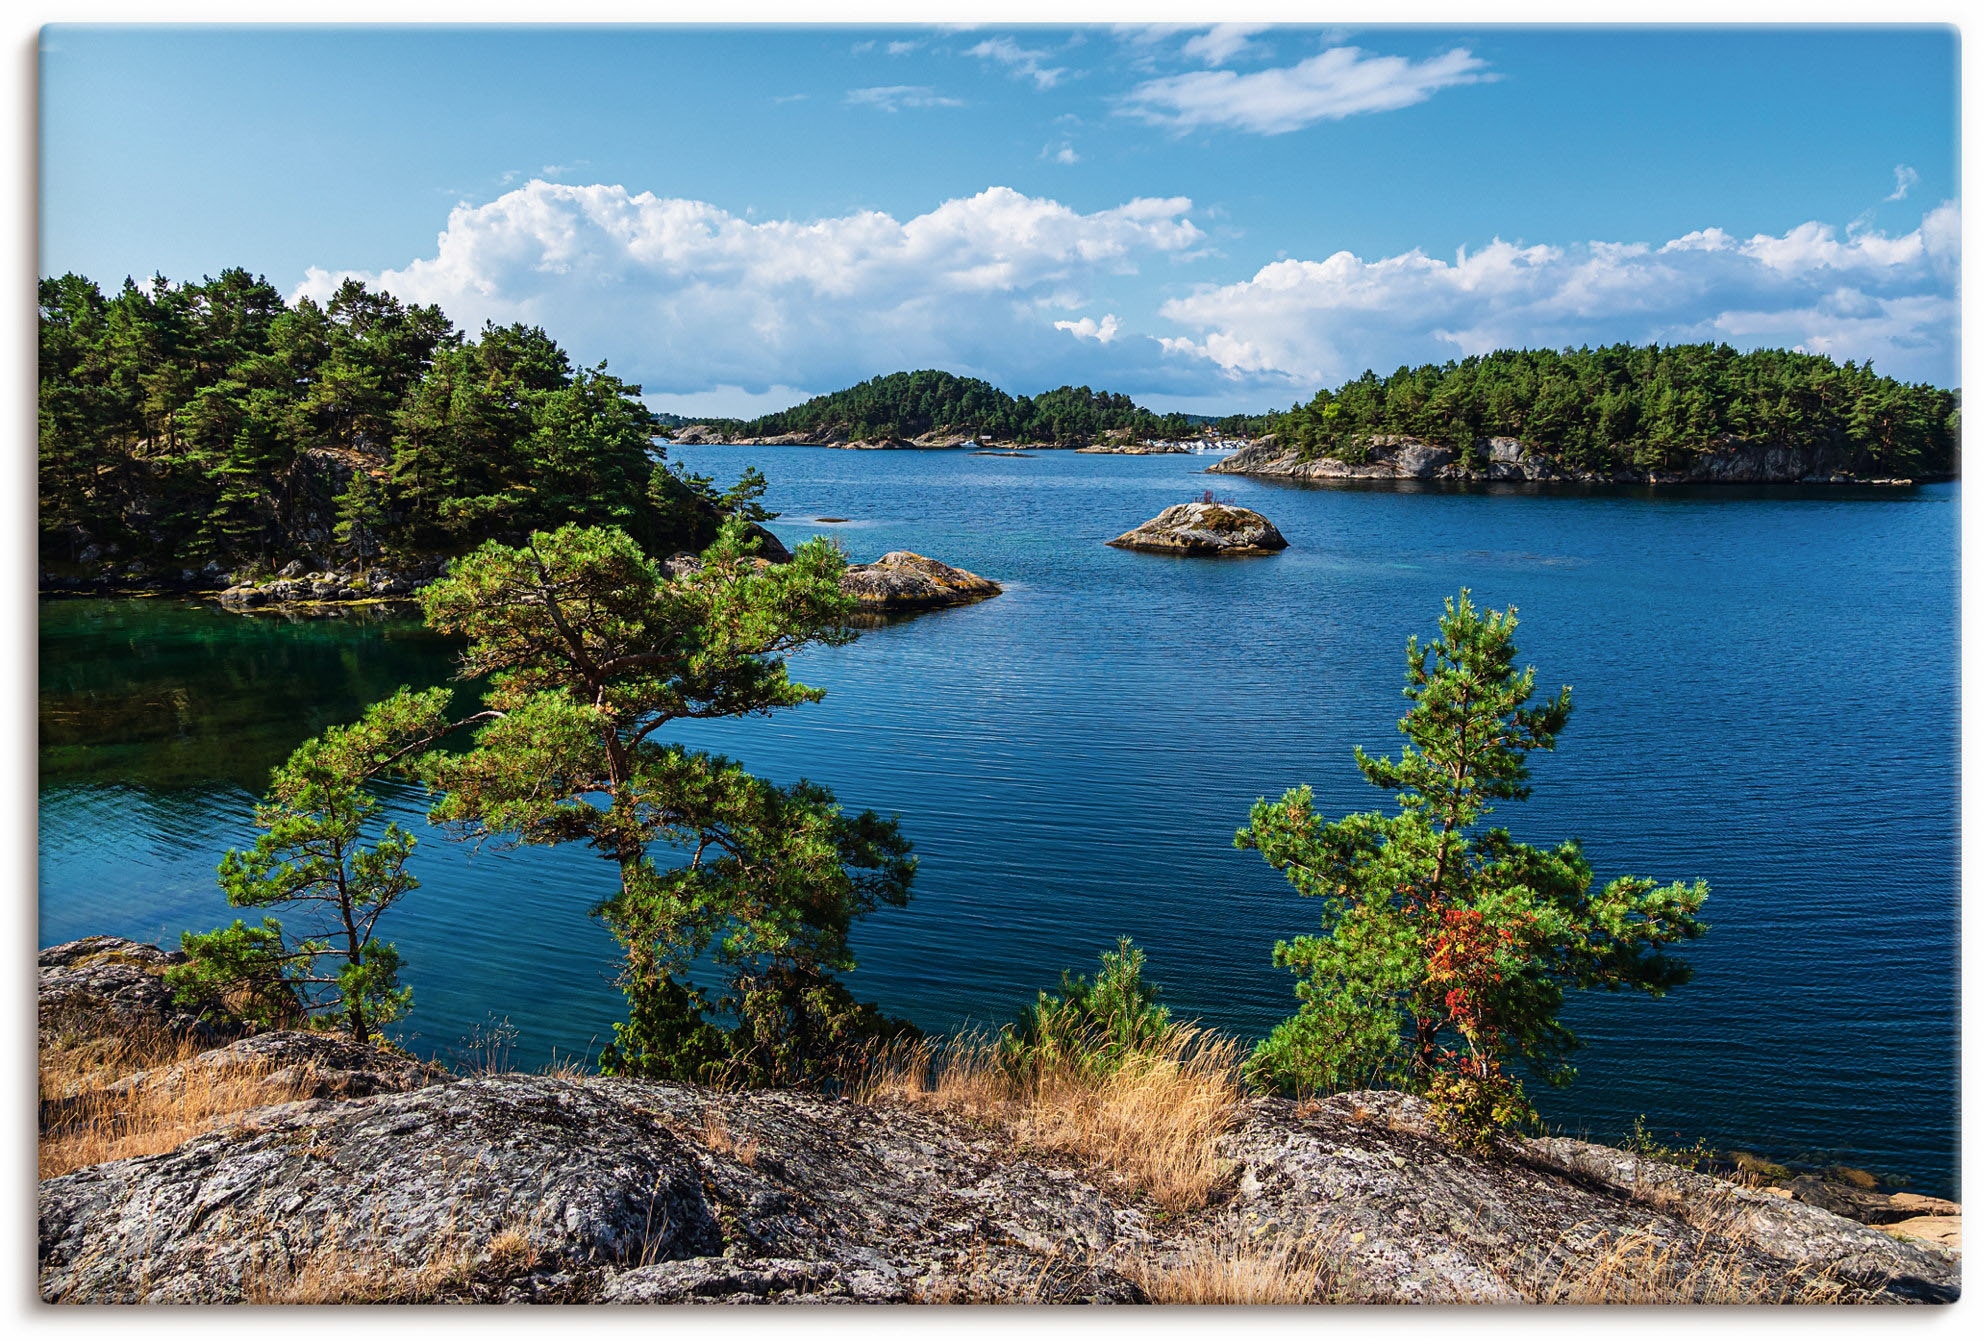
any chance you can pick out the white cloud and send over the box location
[1181,24,1269,66]
[296,182,1203,398]
[1157,202,1960,390]
[1124,45,1492,135]
[967,37,1066,90]
[1887,164,1921,202]
[1054,314,1121,343]
[885,40,920,57]
[1042,141,1080,165]
[845,85,964,112]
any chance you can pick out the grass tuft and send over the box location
[857,1023,1243,1213]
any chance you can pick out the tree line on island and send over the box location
[677,369,1270,445]
[37,269,769,579]
[1269,344,1959,477]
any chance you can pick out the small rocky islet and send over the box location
[1107,501,1290,556]
[37,937,1961,1305]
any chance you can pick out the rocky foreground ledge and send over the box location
[38,940,1960,1305]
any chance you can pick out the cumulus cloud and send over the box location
[1124,45,1492,134]
[1054,314,1121,343]
[846,85,964,112]
[967,37,1066,90]
[1887,164,1920,202]
[1181,24,1269,66]
[296,182,1204,399]
[1157,202,1960,390]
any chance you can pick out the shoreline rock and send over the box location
[1075,443,1188,455]
[1209,434,1946,487]
[1107,501,1289,556]
[839,552,1003,612]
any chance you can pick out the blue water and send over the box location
[38,446,1960,1197]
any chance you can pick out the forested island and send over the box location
[1222,344,1959,484]
[676,347,1959,485]
[669,369,1271,447]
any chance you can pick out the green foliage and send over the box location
[172,686,455,1042]
[414,519,917,1086]
[37,271,723,573]
[1271,344,1958,476]
[1238,592,1709,1143]
[1621,1115,1717,1171]
[711,369,1253,445]
[996,937,1173,1079]
[165,917,307,1032]
[646,462,778,555]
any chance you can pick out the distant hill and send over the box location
[665,370,1273,445]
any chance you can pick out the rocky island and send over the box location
[1108,501,1289,555]
[38,937,1960,1305]
[838,552,1003,612]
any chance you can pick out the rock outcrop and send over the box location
[1106,502,1288,555]
[1209,434,1928,486]
[38,1073,1959,1305]
[36,939,1960,1305]
[39,1074,1140,1304]
[39,937,233,1048]
[839,552,1003,612]
[217,564,428,608]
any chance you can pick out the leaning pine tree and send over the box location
[1237,590,1709,1147]
[407,518,917,1086]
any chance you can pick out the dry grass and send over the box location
[235,1212,546,1304]
[698,1109,760,1167]
[1530,1229,1849,1305]
[1119,1234,1352,1304]
[38,1025,329,1180]
[857,1025,1244,1213]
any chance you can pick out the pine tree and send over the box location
[1238,592,1709,1146]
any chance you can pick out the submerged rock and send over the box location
[1106,501,1288,555]
[839,552,1002,612]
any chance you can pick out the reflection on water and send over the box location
[36,452,1961,1197]
[40,598,461,790]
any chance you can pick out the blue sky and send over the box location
[40,23,1960,414]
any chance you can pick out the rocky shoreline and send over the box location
[668,426,1246,454]
[1208,435,1943,487]
[38,937,1961,1305]
[42,529,1002,619]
